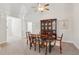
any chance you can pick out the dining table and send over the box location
[30,33,53,54]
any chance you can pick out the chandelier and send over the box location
[32,3,49,12]
[37,3,49,12]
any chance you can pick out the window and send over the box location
[27,22,32,33]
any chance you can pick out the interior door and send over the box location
[7,16,22,42]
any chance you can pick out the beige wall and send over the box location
[0,12,7,43]
[72,4,79,48]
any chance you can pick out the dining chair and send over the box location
[38,34,49,55]
[53,33,63,54]
[26,32,31,45]
[29,34,41,51]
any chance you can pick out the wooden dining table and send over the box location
[30,33,53,54]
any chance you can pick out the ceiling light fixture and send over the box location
[38,3,49,12]
[32,3,49,12]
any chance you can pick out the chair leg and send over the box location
[45,41,47,55]
[30,42,32,50]
[49,41,51,53]
[34,43,36,51]
[60,41,62,54]
[39,44,40,53]
[27,40,28,45]
[39,41,41,53]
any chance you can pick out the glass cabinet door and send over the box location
[52,21,56,30]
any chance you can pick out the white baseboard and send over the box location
[72,41,79,49]
[0,41,7,44]
[63,40,73,44]
[63,40,79,49]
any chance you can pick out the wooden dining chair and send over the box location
[53,33,63,54]
[26,32,31,45]
[29,34,41,51]
[38,34,49,55]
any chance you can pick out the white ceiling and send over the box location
[0,3,35,17]
[0,3,73,20]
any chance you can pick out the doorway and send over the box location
[7,16,22,42]
[27,22,32,33]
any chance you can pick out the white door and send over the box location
[7,16,22,42]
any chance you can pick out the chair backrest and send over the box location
[28,34,31,41]
[61,33,63,40]
[29,34,36,42]
[26,32,31,37]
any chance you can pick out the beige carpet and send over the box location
[0,39,79,55]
